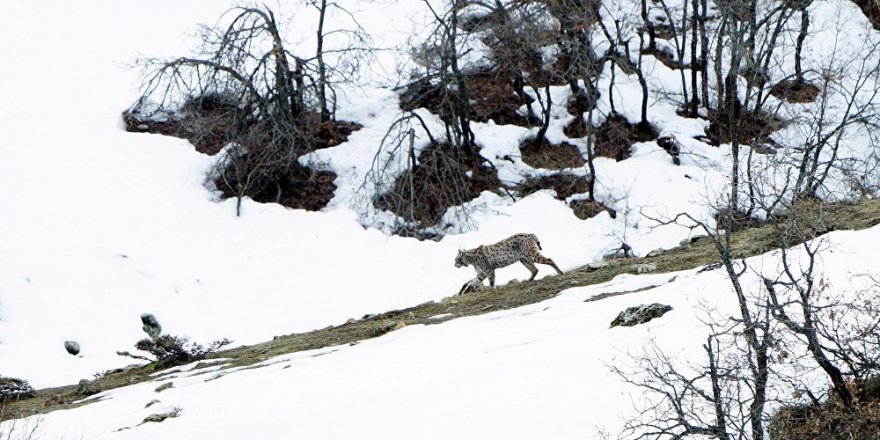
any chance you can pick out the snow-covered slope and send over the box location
[0,0,703,388]
[1,0,879,438]
[5,224,880,439]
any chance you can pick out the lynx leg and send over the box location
[460,271,489,295]
[536,255,563,275]
[459,277,481,295]
[521,260,539,280]
[488,270,496,288]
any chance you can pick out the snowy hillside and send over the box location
[2,0,880,438]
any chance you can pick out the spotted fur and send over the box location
[455,233,563,295]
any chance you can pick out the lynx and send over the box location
[454,233,563,295]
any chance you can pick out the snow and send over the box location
[1,0,879,438]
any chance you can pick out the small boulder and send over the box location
[140,314,162,340]
[141,408,181,424]
[144,399,161,408]
[611,303,673,328]
[635,263,658,274]
[75,379,101,396]
[65,340,81,356]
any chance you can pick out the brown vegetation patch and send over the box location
[519,137,585,169]
[770,80,820,103]
[593,114,658,161]
[705,108,784,146]
[563,115,589,138]
[713,209,767,232]
[215,161,337,211]
[124,107,361,156]
[570,199,617,220]
[769,377,880,440]
[123,108,236,156]
[642,45,687,70]
[399,72,537,127]
[513,173,589,200]
[564,87,600,118]
[124,94,361,212]
[374,143,501,228]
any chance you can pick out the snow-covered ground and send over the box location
[1,0,879,438]
[5,225,880,439]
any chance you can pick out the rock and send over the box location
[372,320,407,336]
[0,376,35,401]
[657,136,681,165]
[611,303,673,328]
[75,379,101,396]
[154,382,174,393]
[585,261,608,270]
[635,263,658,273]
[646,248,665,258]
[141,408,180,424]
[144,399,161,408]
[64,340,81,356]
[140,314,162,340]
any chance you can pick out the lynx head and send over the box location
[454,249,470,268]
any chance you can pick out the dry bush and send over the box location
[769,80,820,104]
[519,137,585,169]
[705,108,784,146]
[374,143,500,229]
[712,209,767,232]
[565,113,658,161]
[642,44,688,70]
[513,173,589,200]
[399,71,538,127]
[123,92,241,155]
[769,377,880,440]
[0,378,34,404]
[133,335,232,368]
[126,6,364,215]
[569,199,616,220]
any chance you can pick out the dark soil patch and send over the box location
[124,108,361,157]
[705,108,784,146]
[592,113,658,161]
[123,108,236,156]
[374,143,501,228]
[769,79,820,103]
[642,45,687,70]
[399,72,538,127]
[214,162,337,212]
[570,199,617,220]
[532,56,575,87]
[513,173,590,200]
[519,137,585,169]
[565,88,600,118]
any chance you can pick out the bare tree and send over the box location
[127,4,370,216]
